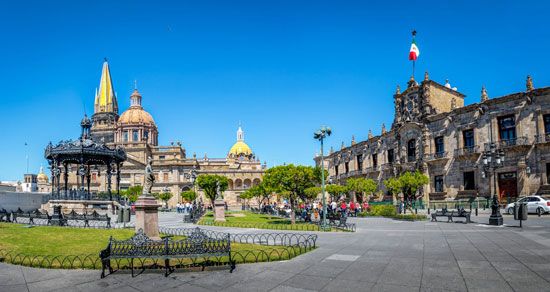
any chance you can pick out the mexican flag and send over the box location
[409,39,420,61]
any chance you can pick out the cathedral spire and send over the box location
[94,60,118,114]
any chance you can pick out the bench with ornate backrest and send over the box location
[430,207,449,222]
[447,206,471,223]
[12,208,51,224]
[0,208,10,222]
[63,210,112,228]
[99,227,235,278]
[326,212,348,227]
[431,207,471,223]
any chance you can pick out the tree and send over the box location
[325,184,347,202]
[181,190,197,202]
[346,178,377,202]
[398,170,429,207]
[154,192,173,208]
[121,185,142,203]
[383,177,402,203]
[238,189,254,207]
[304,186,321,202]
[196,174,229,209]
[262,164,320,224]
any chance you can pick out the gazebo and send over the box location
[44,115,127,201]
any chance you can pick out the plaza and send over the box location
[1,212,550,292]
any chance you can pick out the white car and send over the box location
[505,195,550,215]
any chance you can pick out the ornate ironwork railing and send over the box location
[454,145,480,156]
[239,209,356,232]
[494,136,529,148]
[0,228,317,272]
[425,152,448,160]
[535,133,550,143]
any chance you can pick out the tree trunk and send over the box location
[290,208,296,224]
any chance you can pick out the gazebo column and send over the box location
[55,163,60,198]
[86,163,91,200]
[107,163,113,201]
[63,162,69,199]
[79,164,86,199]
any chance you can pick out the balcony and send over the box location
[425,151,448,161]
[535,133,550,144]
[495,136,529,148]
[454,146,481,159]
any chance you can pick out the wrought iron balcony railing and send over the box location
[454,145,480,156]
[494,136,529,148]
[535,133,550,143]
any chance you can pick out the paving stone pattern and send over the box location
[2,213,550,291]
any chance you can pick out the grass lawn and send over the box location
[0,223,312,269]
[198,211,338,231]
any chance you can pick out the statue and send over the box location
[143,157,155,195]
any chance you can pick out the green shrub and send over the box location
[370,205,397,217]
[393,214,427,221]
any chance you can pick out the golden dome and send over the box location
[119,108,156,125]
[229,141,253,156]
[37,166,48,183]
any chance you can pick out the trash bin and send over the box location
[117,208,124,223]
[514,203,527,221]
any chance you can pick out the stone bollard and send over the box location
[415,208,418,214]
[475,208,478,216]
[428,208,430,214]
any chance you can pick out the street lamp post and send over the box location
[314,126,332,230]
[481,142,505,226]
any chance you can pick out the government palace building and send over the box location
[315,73,550,204]
[56,61,265,208]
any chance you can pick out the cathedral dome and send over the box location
[119,108,156,125]
[229,141,253,156]
[118,90,156,126]
[37,166,48,183]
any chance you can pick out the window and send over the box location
[434,176,444,192]
[163,173,169,182]
[159,155,165,160]
[498,115,516,142]
[407,139,416,162]
[544,114,550,134]
[463,129,475,149]
[335,166,339,176]
[387,149,395,164]
[463,171,475,190]
[356,154,363,171]
[372,153,378,168]
[345,162,349,173]
[435,136,445,154]
[92,173,97,183]
[143,130,149,141]
[132,130,139,142]
[123,131,128,142]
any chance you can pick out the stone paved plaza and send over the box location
[1,213,550,292]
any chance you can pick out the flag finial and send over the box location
[412,30,417,37]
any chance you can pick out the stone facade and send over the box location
[315,75,550,203]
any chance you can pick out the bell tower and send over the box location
[91,59,119,143]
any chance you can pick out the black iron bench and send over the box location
[447,207,471,223]
[64,210,111,228]
[430,207,449,222]
[0,208,10,222]
[99,227,235,278]
[12,208,51,224]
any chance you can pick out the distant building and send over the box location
[315,74,550,204]
[47,61,265,207]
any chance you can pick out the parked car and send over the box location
[505,195,550,215]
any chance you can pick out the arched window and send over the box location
[407,139,416,162]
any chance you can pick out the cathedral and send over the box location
[60,61,265,207]
[315,73,550,204]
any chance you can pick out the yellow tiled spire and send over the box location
[94,60,118,114]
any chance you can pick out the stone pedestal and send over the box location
[489,214,503,226]
[214,199,226,222]
[134,195,160,239]
[50,205,66,226]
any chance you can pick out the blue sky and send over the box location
[0,0,549,180]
